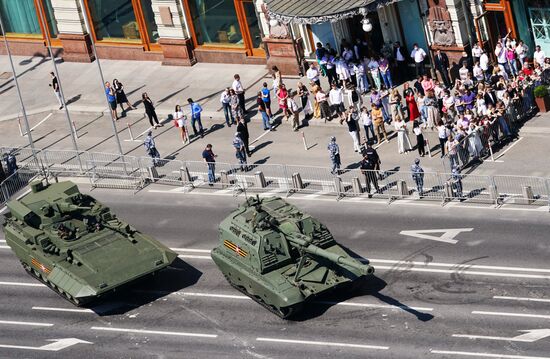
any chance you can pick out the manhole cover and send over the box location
[0,72,13,79]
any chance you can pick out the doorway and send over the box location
[347,14,383,56]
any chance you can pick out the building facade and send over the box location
[0,0,541,68]
[0,0,270,65]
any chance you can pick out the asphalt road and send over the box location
[1,187,550,359]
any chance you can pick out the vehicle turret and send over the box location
[212,195,374,318]
[2,180,177,305]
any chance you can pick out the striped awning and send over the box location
[265,0,399,24]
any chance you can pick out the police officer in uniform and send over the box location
[362,141,381,179]
[411,158,425,196]
[360,154,379,196]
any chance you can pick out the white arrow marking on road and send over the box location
[453,329,550,342]
[0,338,92,351]
[399,228,474,244]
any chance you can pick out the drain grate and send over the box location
[0,72,13,79]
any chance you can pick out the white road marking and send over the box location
[175,250,550,279]
[171,248,211,253]
[369,259,550,273]
[430,349,550,359]
[0,320,53,327]
[0,281,45,287]
[494,137,524,160]
[249,128,273,145]
[177,292,250,300]
[32,307,94,313]
[0,239,5,243]
[91,326,217,338]
[136,289,432,312]
[256,337,388,350]
[316,300,433,311]
[493,296,550,303]
[399,228,474,244]
[178,254,211,260]
[472,311,550,320]
[373,265,550,279]
[22,113,53,135]
[0,245,9,249]
[0,207,8,214]
[0,338,92,352]
[452,329,550,342]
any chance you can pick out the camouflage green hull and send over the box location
[212,196,374,318]
[2,180,177,305]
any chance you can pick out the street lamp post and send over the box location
[35,3,83,172]
[77,0,124,157]
[0,12,36,157]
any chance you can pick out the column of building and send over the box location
[151,0,195,66]
[51,0,94,62]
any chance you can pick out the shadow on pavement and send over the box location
[66,94,81,106]
[157,86,189,105]
[88,257,203,316]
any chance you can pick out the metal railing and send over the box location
[0,145,549,211]
[0,164,42,205]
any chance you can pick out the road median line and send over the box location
[91,326,217,338]
[0,320,53,327]
[431,349,550,359]
[256,337,389,350]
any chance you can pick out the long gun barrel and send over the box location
[288,235,374,276]
[57,203,92,212]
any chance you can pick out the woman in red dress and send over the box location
[276,83,289,121]
[404,83,420,122]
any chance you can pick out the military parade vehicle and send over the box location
[212,196,374,318]
[2,180,177,305]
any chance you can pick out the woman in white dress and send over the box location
[467,122,483,158]
[424,90,440,129]
[173,104,189,144]
[394,115,412,154]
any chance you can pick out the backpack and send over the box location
[351,90,359,103]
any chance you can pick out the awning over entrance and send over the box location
[265,0,398,24]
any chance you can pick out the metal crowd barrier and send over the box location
[1,145,549,211]
[0,165,41,206]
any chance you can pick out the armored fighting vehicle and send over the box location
[212,196,374,318]
[2,180,177,305]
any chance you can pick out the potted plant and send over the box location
[534,85,550,112]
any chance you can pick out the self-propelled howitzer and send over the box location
[211,196,374,318]
[2,180,177,305]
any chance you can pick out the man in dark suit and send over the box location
[393,42,408,83]
[484,85,498,107]
[434,49,451,88]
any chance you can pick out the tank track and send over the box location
[21,261,86,307]
[223,274,300,319]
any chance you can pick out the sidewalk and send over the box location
[1,54,550,178]
[0,54,268,122]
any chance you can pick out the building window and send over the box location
[188,0,244,46]
[0,0,41,36]
[42,0,58,38]
[140,0,158,43]
[87,0,141,42]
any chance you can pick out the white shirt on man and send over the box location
[472,46,482,58]
[219,91,230,104]
[306,67,320,82]
[480,53,489,71]
[411,47,426,63]
[395,47,405,62]
[232,79,244,94]
[329,88,344,105]
[534,49,546,66]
